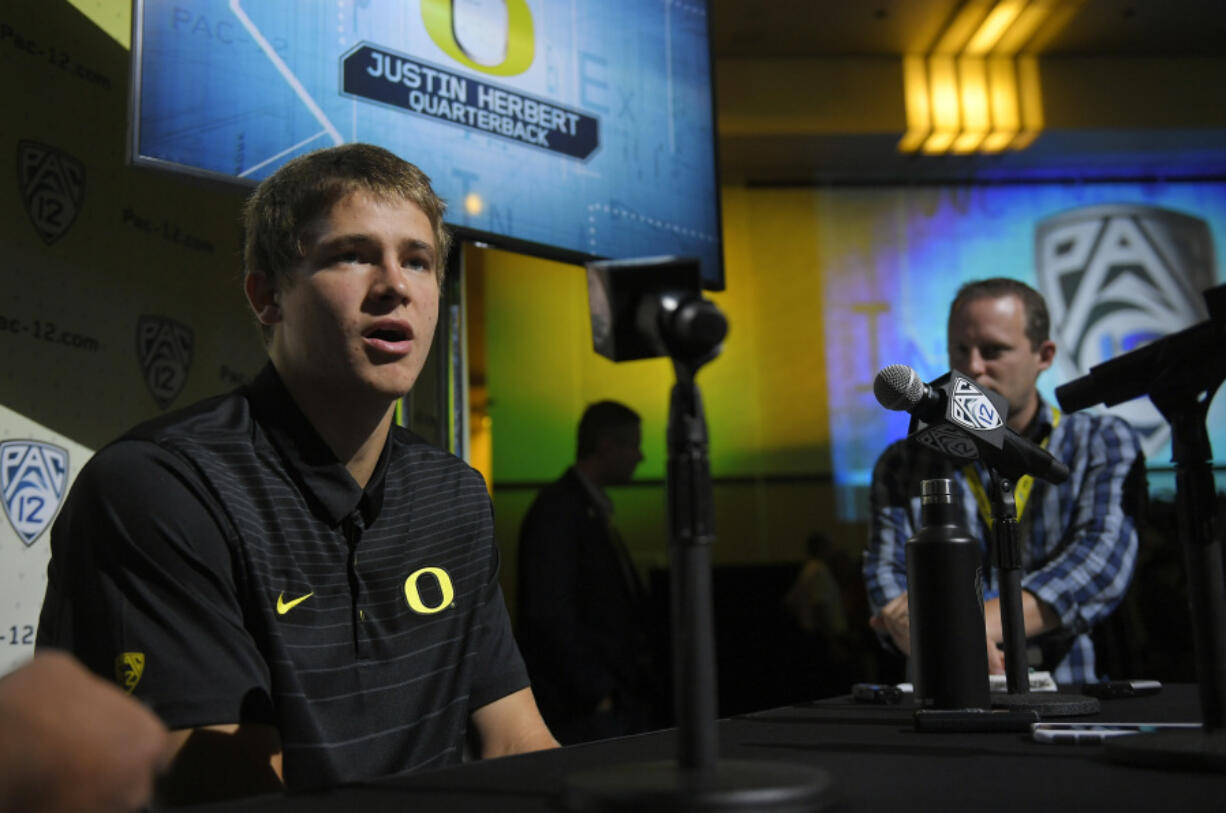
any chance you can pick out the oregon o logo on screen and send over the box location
[421,0,534,76]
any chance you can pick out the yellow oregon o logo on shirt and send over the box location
[420,0,534,76]
[404,566,455,614]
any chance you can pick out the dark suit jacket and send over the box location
[516,468,651,735]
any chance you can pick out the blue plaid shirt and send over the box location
[863,400,1144,685]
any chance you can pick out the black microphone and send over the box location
[874,364,1070,485]
[1056,282,1226,413]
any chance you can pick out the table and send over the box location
[184,684,1223,811]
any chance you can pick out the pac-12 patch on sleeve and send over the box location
[115,652,146,694]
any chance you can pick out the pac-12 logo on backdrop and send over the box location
[17,140,85,245]
[137,315,194,410]
[1035,204,1215,459]
[1,440,68,546]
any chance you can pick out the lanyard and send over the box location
[963,407,1061,529]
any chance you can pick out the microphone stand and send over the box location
[563,299,835,811]
[1054,282,1226,770]
[665,357,719,773]
[899,370,1093,716]
[987,471,1099,716]
[1103,346,1226,770]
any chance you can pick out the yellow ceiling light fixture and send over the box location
[923,56,961,154]
[981,56,1020,152]
[951,56,990,153]
[899,56,932,153]
[993,0,1065,56]
[898,0,1077,156]
[932,0,996,55]
[1019,0,1088,55]
[964,0,1028,56]
[1012,56,1045,150]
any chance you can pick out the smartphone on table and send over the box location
[1031,721,1200,744]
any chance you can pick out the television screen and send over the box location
[818,182,1226,521]
[129,0,724,288]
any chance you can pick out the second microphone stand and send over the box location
[987,470,1100,716]
[562,299,835,811]
[1103,342,1226,770]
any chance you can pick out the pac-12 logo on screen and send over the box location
[137,315,194,410]
[422,0,534,76]
[1035,204,1215,459]
[1,440,69,546]
[17,140,85,245]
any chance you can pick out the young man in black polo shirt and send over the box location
[37,143,557,802]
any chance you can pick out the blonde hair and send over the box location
[243,143,450,284]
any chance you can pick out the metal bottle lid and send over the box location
[920,478,953,504]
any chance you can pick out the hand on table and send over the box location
[986,636,1006,674]
[869,592,911,656]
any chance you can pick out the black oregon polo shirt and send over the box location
[37,364,529,790]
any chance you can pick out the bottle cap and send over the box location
[921,478,953,504]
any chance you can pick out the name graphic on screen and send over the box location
[129,0,724,288]
[343,44,599,160]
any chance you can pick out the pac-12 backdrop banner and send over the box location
[1,0,265,675]
[821,182,1226,521]
[131,0,723,286]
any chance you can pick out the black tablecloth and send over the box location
[183,684,1223,811]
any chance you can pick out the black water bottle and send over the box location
[906,478,990,710]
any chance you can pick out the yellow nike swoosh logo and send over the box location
[276,591,313,615]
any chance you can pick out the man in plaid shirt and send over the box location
[863,278,1145,685]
